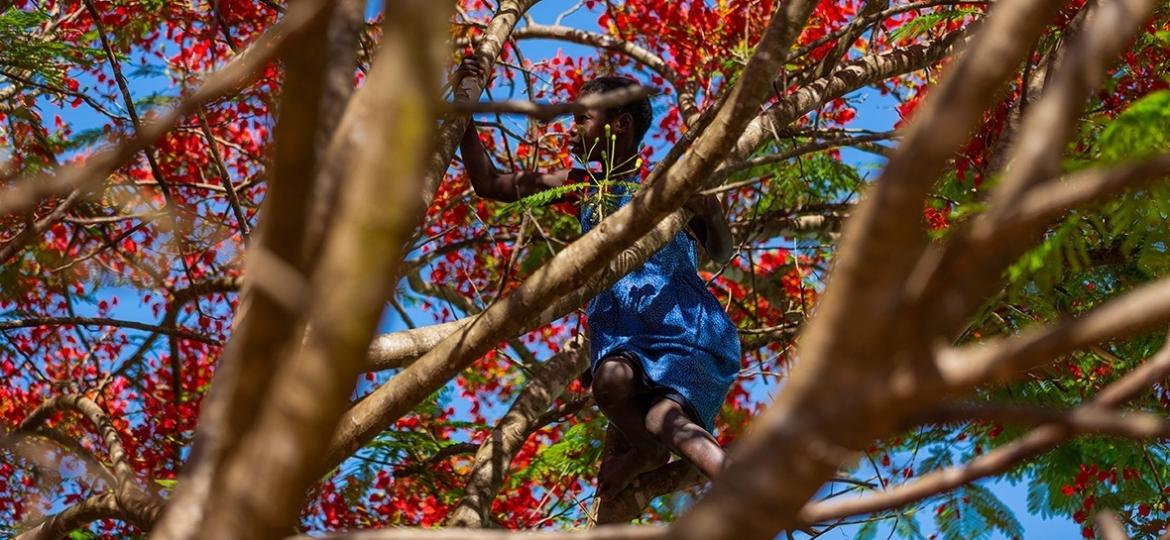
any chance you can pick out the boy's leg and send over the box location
[644,397,726,480]
[592,355,669,498]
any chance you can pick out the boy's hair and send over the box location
[578,76,653,144]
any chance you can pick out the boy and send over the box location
[457,60,740,500]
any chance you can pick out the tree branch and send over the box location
[0,0,334,218]
[903,0,1160,341]
[449,85,654,120]
[989,152,1170,243]
[15,394,163,530]
[937,276,1170,391]
[446,336,588,527]
[149,1,346,537]
[924,402,1170,441]
[0,316,219,345]
[797,330,1170,525]
[13,491,122,540]
[677,0,1076,537]
[1097,511,1131,540]
[193,2,446,538]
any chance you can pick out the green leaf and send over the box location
[855,519,880,540]
[1099,90,1170,161]
[888,9,979,42]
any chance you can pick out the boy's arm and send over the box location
[684,193,734,264]
[459,121,573,202]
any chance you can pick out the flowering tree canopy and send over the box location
[2,0,1170,539]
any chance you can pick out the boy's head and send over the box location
[570,76,652,165]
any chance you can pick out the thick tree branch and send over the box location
[988,152,1170,244]
[728,31,963,168]
[678,0,1075,537]
[418,0,543,210]
[904,0,1160,341]
[405,271,537,367]
[924,403,1170,441]
[938,276,1170,390]
[1097,511,1131,540]
[797,330,1170,525]
[193,3,446,538]
[150,1,344,537]
[598,461,703,524]
[302,0,366,267]
[14,491,122,540]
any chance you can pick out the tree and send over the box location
[1,0,1169,539]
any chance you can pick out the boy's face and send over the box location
[570,108,612,163]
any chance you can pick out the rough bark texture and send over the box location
[192,2,447,539]
[149,1,341,536]
[14,395,163,537]
[670,1,1158,538]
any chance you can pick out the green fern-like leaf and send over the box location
[888,9,980,42]
[495,181,593,216]
[965,483,1025,539]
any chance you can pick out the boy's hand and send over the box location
[455,57,491,90]
[685,194,733,265]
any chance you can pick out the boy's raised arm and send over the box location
[456,59,573,202]
[459,121,573,202]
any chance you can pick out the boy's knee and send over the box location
[591,357,638,407]
[644,398,684,434]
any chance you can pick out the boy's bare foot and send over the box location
[684,194,733,264]
[597,445,670,500]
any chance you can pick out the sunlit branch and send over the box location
[903,0,1160,339]
[924,402,1170,441]
[681,0,1080,535]
[14,394,163,533]
[937,276,1170,391]
[0,0,334,218]
[13,491,122,540]
[988,152,1170,242]
[1097,511,1131,540]
[797,331,1170,525]
[512,24,679,82]
[405,271,538,367]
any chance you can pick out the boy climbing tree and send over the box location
[456,58,740,501]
